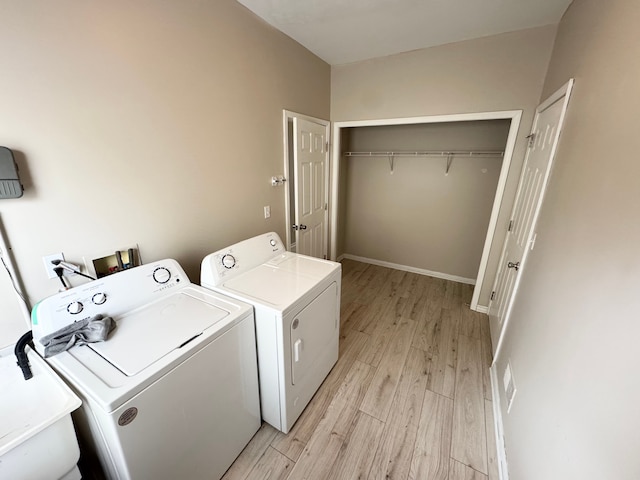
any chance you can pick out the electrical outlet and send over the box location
[264,206,271,219]
[43,252,67,279]
[503,361,517,413]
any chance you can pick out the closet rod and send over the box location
[343,150,504,157]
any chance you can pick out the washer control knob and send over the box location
[92,292,107,305]
[270,239,277,247]
[67,301,83,315]
[221,254,236,269]
[153,267,171,284]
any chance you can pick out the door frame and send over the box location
[330,110,522,311]
[283,110,331,256]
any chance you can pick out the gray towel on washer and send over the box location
[40,314,116,358]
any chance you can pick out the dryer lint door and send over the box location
[289,282,338,385]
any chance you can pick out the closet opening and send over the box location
[330,111,522,312]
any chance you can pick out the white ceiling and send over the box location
[236,0,572,65]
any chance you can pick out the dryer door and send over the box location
[289,282,338,385]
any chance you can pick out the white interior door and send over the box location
[293,117,328,259]
[488,79,574,360]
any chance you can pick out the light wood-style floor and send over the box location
[223,259,498,480]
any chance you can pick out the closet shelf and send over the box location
[343,150,504,157]
[343,150,504,175]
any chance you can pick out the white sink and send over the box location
[0,343,82,480]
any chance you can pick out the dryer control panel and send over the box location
[32,259,189,350]
[201,232,285,287]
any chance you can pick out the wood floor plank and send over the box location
[426,308,459,398]
[484,400,500,480]
[341,301,370,332]
[350,303,382,335]
[340,283,366,315]
[368,347,432,480]
[341,258,368,283]
[443,279,462,309]
[460,307,482,340]
[372,270,406,306]
[357,264,389,288]
[409,390,453,480]
[449,458,488,480]
[356,284,386,308]
[479,315,493,401]
[401,274,430,320]
[426,277,445,313]
[222,423,279,480]
[352,277,399,335]
[327,411,385,480]
[287,361,375,480]
[244,446,293,480]
[460,283,474,306]
[357,292,408,367]
[451,334,488,474]
[360,317,417,421]
[341,261,367,290]
[270,330,369,461]
[412,279,444,353]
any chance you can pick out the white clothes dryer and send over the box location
[31,259,261,480]
[201,232,341,433]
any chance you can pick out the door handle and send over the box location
[507,261,520,271]
[299,224,307,230]
[294,339,303,362]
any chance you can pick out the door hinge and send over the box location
[526,133,536,148]
[324,203,328,211]
[508,220,514,232]
[491,291,496,301]
[326,141,329,151]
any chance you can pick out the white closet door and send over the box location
[293,117,328,259]
[488,79,574,360]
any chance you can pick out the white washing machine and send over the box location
[31,259,261,480]
[201,232,341,434]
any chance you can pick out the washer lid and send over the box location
[266,252,339,278]
[223,264,317,307]
[88,292,228,377]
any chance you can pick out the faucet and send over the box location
[15,330,33,380]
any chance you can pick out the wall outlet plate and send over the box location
[503,361,517,413]
[43,252,67,279]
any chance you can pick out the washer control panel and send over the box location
[152,266,172,284]
[201,232,286,287]
[32,259,189,346]
[221,254,236,269]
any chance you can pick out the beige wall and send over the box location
[341,121,509,280]
[331,25,557,306]
[0,0,329,347]
[494,1,640,478]
[0,259,29,349]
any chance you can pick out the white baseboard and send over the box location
[339,253,476,285]
[490,364,509,480]
[474,305,489,314]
